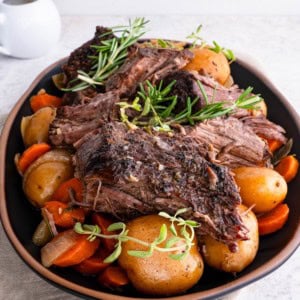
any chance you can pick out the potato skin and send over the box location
[21,107,55,147]
[233,167,287,213]
[183,47,230,85]
[202,205,259,273]
[118,215,204,296]
[23,150,73,207]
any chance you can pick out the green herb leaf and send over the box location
[107,222,126,232]
[165,236,181,248]
[272,139,293,165]
[104,243,122,263]
[127,249,153,258]
[155,224,168,244]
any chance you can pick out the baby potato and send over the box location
[21,106,56,147]
[202,205,259,273]
[118,215,204,296]
[183,47,230,85]
[23,150,73,207]
[233,167,287,213]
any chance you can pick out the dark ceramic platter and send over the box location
[0,57,299,300]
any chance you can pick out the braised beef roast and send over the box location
[75,122,248,247]
[49,27,288,247]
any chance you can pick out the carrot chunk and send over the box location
[52,178,83,203]
[53,234,100,267]
[44,201,85,228]
[18,143,51,173]
[258,204,289,236]
[74,248,110,275]
[275,155,299,183]
[30,92,62,112]
[267,139,283,153]
[92,213,117,253]
[98,266,129,287]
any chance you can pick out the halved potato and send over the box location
[21,106,56,147]
[23,150,73,207]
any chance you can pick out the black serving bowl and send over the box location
[0,57,299,300]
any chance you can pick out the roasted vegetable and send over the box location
[202,205,259,273]
[233,167,287,213]
[41,229,99,267]
[258,204,289,236]
[32,219,53,247]
[21,107,55,147]
[118,215,204,296]
[183,47,230,85]
[23,150,73,207]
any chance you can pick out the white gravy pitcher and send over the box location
[0,0,61,58]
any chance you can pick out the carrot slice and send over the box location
[92,213,117,253]
[52,178,83,203]
[44,201,85,228]
[74,248,110,275]
[98,266,129,287]
[30,92,62,112]
[53,234,100,267]
[275,155,299,183]
[258,204,289,236]
[18,143,51,173]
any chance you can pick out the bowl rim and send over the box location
[0,56,299,300]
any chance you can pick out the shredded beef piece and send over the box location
[105,47,193,97]
[49,91,120,146]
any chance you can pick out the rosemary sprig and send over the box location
[186,25,206,48]
[74,208,199,262]
[172,84,262,124]
[118,80,262,131]
[64,18,149,92]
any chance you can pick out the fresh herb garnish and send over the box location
[187,25,236,63]
[74,208,199,262]
[118,80,262,131]
[186,25,206,48]
[210,40,236,64]
[64,18,149,92]
[117,80,178,132]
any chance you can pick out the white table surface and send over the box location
[0,15,299,300]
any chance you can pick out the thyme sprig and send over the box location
[118,80,262,131]
[74,208,199,262]
[64,18,149,92]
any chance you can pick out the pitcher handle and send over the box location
[0,12,9,54]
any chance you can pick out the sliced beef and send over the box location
[62,26,114,83]
[49,91,120,147]
[187,117,271,168]
[105,47,194,97]
[162,70,246,115]
[241,115,287,143]
[75,122,248,246]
